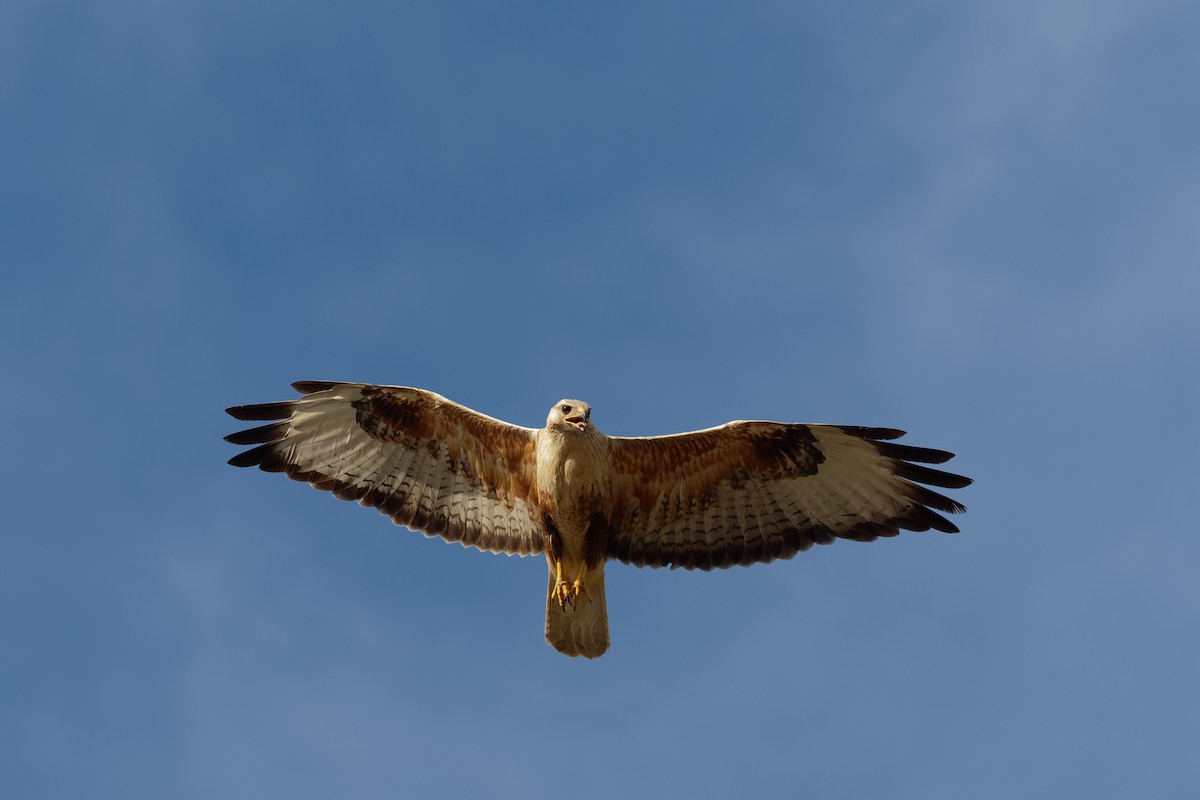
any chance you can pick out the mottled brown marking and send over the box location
[748,425,823,477]
[227,383,972,619]
[353,387,434,442]
[603,422,971,571]
[225,382,545,558]
[544,514,563,563]
[583,511,610,567]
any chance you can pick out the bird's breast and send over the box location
[536,431,611,530]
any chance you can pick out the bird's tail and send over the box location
[545,564,609,658]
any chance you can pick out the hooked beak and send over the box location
[564,415,588,430]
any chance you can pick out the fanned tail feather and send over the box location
[545,566,609,658]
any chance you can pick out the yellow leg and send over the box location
[551,559,571,608]
[572,562,590,603]
[550,559,591,609]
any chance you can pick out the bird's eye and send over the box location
[560,404,571,414]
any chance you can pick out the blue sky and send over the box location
[4,0,1199,797]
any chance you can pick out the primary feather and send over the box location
[226,382,972,657]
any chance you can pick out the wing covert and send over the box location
[606,422,970,570]
[225,382,545,556]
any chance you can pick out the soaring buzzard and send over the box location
[225,382,971,658]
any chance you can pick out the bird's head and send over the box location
[547,399,592,432]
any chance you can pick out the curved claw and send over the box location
[551,579,572,609]
[572,578,590,604]
[550,560,590,610]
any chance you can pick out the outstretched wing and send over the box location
[606,423,970,571]
[225,382,545,556]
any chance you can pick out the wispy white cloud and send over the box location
[889,0,1190,145]
[853,0,1199,367]
[166,496,534,798]
[8,3,1200,797]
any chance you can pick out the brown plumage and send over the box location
[225,382,971,658]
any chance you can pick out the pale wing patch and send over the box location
[226,383,544,557]
[607,423,970,570]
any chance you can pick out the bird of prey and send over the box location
[225,382,971,658]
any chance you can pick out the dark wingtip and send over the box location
[227,446,267,468]
[226,401,294,421]
[894,461,974,489]
[226,442,291,470]
[224,421,288,446]
[927,513,962,533]
[876,441,958,465]
[291,380,340,395]
[840,426,906,441]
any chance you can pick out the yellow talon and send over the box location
[551,559,571,608]
[550,560,590,609]
[572,562,590,604]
